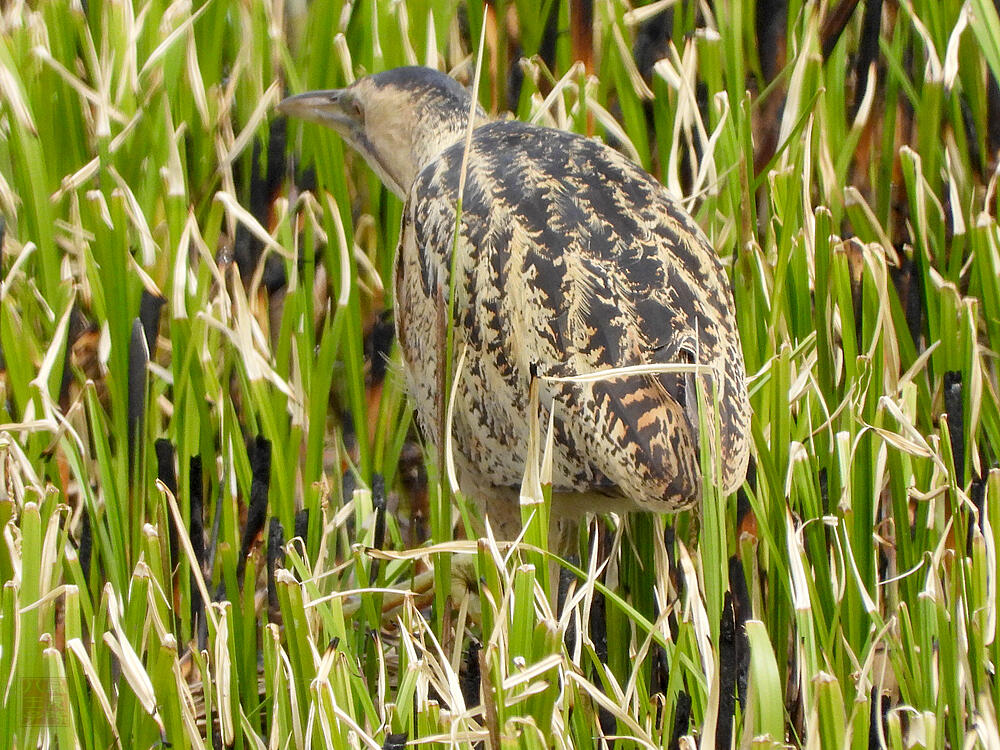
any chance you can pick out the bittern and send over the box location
[278,66,750,537]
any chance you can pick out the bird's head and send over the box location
[277,66,486,198]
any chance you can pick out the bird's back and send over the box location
[394,120,749,512]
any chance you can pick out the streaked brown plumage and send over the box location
[278,66,750,532]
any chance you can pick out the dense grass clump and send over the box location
[0,0,998,747]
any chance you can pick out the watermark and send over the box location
[20,677,70,729]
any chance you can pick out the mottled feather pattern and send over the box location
[395,121,750,511]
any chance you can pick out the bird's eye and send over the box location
[343,93,363,121]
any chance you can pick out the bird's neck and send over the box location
[405,104,487,192]
[360,94,487,198]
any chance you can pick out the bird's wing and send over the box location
[403,122,749,507]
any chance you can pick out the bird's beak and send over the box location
[276,89,357,134]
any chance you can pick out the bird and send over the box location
[278,66,750,538]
